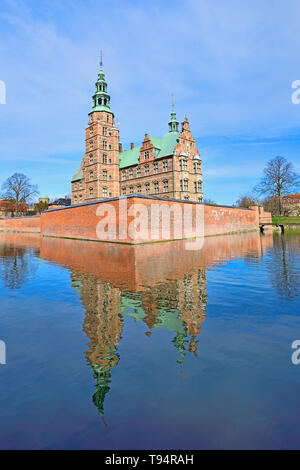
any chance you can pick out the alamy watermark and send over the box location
[291,80,300,104]
[0,80,6,104]
[95,197,205,250]
[291,340,300,365]
[0,340,6,365]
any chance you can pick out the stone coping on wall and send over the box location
[0,215,40,220]
[45,194,253,213]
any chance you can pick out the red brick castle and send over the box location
[71,58,203,204]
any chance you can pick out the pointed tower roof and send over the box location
[92,367,112,417]
[168,96,179,133]
[91,52,113,114]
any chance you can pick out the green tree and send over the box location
[34,200,48,214]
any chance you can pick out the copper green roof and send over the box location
[71,168,83,183]
[119,131,179,169]
[89,106,114,114]
[92,66,111,112]
[120,294,186,333]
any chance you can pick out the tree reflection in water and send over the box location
[269,233,300,301]
[0,244,38,289]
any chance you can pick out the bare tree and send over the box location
[236,193,259,208]
[254,156,299,215]
[1,173,38,216]
[261,196,279,216]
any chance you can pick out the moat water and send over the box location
[0,231,299,450]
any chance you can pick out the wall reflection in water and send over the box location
[0,235,39,290]
[0,231,274,418]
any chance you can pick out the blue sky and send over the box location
[0,0,300,205]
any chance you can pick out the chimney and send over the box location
[131,142,134,150]
[65,195,67,200]
[119,143,123,152]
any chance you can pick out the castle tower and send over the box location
[71,54,120,203]
[168,96,179,133]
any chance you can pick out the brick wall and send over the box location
[0,196,271,243]
[204,204,259,237]
[0,216,41,233]
[40,195,262,244]
[259,206,273,224]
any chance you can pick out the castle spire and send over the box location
[92,52,111,112]
[168,95,179,133]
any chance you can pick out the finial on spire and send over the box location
[100,50,104,68]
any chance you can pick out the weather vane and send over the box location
[100,51,104,68]
[171,93,175,111]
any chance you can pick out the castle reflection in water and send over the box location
[0,231,274,417]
